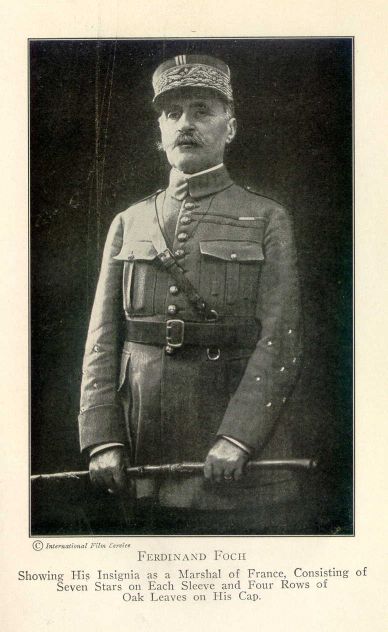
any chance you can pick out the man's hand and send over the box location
[204,438,249,483]
[89,446,131,495]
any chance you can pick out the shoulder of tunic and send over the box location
[116,189,165,222]
[241,185,286,210]
[218,184,290,224]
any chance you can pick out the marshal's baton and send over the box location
[31,459,318,482]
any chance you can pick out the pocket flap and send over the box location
[200,240,264,262]
[114,241,158,261]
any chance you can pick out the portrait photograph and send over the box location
[29,37,353,537]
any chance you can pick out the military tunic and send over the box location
[78,165,303,511]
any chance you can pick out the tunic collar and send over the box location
[168,163,233,200]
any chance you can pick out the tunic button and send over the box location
[230,253,237,260]
[280,366,285,372]
[93,344,100,352]
[167,304,178,315]
[80,407,85,413]
[267,340,273,346]
[127,253,135,261]
[177,232,188,242]
[184,202,199,209]
[266,402,272,407]
[93,382,98,389]
[169,285,179,295]
[288,329,293,334]
[255,376,261,382]
[180,216,192,225]
[282,397,287,403]
[292,357,297,363]
[174,249,185,258]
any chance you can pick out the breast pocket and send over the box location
[199,240,264,310]
[113,241,158,316]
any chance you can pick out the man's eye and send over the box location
[167,110,180,120]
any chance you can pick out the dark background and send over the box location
[30,38,353,533]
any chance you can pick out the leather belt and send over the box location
[125,319,259,350]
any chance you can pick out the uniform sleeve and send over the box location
[78,213,128,452]
[217,205,303,453]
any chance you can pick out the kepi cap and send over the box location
[152,54,233,105]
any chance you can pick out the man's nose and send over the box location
[178,111,195,131]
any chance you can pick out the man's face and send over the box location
[158,90,237,174]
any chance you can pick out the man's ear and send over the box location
[226,117,237,144]
[156,114,165,152]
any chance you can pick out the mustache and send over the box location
[173,132,205,149]
[156,132,205,153]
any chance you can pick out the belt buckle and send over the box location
[166,319,185,349]
[158,248,175,269]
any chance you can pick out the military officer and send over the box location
[78,54,304,534]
